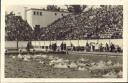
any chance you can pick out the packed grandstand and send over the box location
[5,5,123,41]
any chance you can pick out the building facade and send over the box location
[25,8,70,29]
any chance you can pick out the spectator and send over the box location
[26,41,33,52]
[110,43,115,52]
[105,43,109,52]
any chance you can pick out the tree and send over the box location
[47,5,60,11]
[66,5,87,13]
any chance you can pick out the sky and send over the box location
[5,5,67,14]
[5,5,101,17]
[5,5,68,18]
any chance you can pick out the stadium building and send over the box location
[24,8,70,29]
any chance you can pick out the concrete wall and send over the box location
[26,10,33,28]
[5,39,123,49]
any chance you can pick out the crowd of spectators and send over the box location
[43,5,123,40]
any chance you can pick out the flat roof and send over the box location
[26,8,70,13]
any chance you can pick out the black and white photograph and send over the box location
[4,4,124,78]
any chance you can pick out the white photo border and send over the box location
[1,0,128,82]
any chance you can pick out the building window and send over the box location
[40,12,42,16]
[37,12,39,15]
[33,11,36,15]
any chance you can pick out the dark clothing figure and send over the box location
[49,44,52,49]
[52,43,57,51]
[117,45,121,52]
[105,43,109,52]
[60,42,67,51]
[73,46,76,51]
[63,43,67,50]
[110,43,115,52]
[71,43,73,47]
[60,42,64,51]
[99,43,103,52]
[92,45,95,52]
[26,41,33,52]
[85,42,90,52]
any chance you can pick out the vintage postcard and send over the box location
[1,0,128,82]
